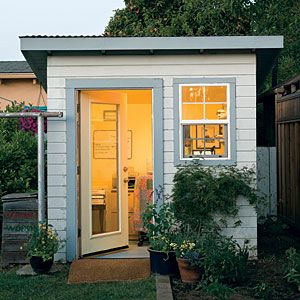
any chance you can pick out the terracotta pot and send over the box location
[177,257,201,283]
[30,256,53,274]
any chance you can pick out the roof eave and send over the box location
[20,36,284,92]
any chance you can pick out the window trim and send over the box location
[173,78,237,166]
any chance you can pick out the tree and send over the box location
[105,0,253,37]
[252,0,300,84]
[104,0,300,88]
[0,102,38,198]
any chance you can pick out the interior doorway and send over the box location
[79,89,153,256]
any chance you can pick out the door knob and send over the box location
[124,178,129,183]
[123,167,128,172]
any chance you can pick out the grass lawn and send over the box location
[0,265,156,300]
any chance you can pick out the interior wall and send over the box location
[88,89,152,190]
[86,89,153,236]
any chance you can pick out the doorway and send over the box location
[79,89,153,256]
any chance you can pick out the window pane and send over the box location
[182,104,204,120]
[182,124,227,158]
[206,104,227,120]
[206,86,227,102]
[182,86,204,102]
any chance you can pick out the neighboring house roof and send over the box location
[0,61,35,79]
[259,73,300,101]
[20,35,284,91]
[0,61,32,73]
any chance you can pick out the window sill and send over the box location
[174,157,237,166]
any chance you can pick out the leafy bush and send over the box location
[199,234,249,285]
[172,163,259,229]
[285,247,300,291]
[0,102,38,198]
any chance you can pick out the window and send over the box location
[179,84,229,159]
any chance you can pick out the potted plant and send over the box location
[142,200,178,275]
[172,228,202,283]
[27,223,61,274]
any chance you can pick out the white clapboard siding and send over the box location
[47,54,257,261]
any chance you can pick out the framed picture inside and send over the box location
[93,130,132,159]
[103,110,117,121]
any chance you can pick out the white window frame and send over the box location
[173,78,237,166]
[179,83,230,161]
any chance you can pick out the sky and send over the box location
[0,0,125,61]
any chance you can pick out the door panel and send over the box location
[80,91,128,255]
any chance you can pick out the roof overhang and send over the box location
[20,36,283,92]
[0,73,35,79]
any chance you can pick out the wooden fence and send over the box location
[276,79,300,229]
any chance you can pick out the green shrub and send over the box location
[253,282,275,299]
[285,247,300,291]
[259,215,289,237]
[0,102,38,198]
[202,282,235,300]
[199,234,249,285]
[172,163,259,229]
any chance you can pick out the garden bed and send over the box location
[171,219,300,300]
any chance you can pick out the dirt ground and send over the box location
[172,220,300,300]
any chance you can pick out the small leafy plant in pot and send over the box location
[172,228,202,283]
[27,223,61,274]
[142,199,178,276]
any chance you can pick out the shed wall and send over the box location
[46,54,257,261]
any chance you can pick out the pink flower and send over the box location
[19,108,47,134]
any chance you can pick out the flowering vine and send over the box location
[19,108,47,134]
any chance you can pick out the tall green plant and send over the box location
[285,248,300,292]
[142,200,176,252]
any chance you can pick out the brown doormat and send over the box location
[68,258,150,284]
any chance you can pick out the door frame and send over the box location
[66,78,164,261]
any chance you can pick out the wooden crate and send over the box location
[1,193,38,266]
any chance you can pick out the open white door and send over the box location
[80,91,128,255]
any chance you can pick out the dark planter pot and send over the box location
[177,258,201,283]
[148,248,179,275]
[30,256,53,274]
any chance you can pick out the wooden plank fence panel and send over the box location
[286,123,291,219]
[295,122,300,228]
[276,89,300,230]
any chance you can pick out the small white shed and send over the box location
[21,36,283,261]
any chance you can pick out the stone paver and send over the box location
[16,264,59,276]
[156,275,173,300]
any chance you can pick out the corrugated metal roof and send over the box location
[20,35,104,38]
[0,61,32,73]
